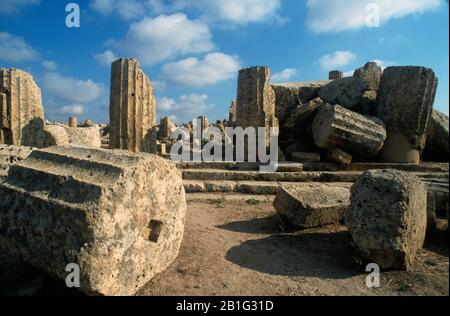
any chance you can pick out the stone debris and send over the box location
[284,97,323,141]
[312,103,387,158]
[376,66,438,164]
[109,58,157,153]
[68,116,78,128]
[327,148,353,165]
[81,120,94,128]
[0,145,186,296]
[236,67,279,146]
[274,183,351,229]
[291,152,321,163]
[0,144,34,178]
[0,68,45,148]
[346,170,427,270]
[228,100,237,125]
[423,110,449,162]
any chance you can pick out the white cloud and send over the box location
[318,51,357,71]
[103,14,214,66]
[162,53,240,87]
[90,0,284,25]
[307,0,443,33]
[272,68,298,82]
[42,60,58,71]
[57,104,85,116]
[0,0,40,15]
[158,93,215,121]
[0,32,38,62]
[193,0,284,25]
[94,49,118,66]
[41,72,105,104]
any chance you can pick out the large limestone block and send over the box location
[284,97,323,139]
[312,103,387,159]
[43,125,70,147]
[0,146,186,296]
[274,183,350,229]
[353,62,383,91]
[0,144,34,178]
[109,58,157,153]
[236,66,279,145]
[58,124,101,148]
[271,81,330,124]
[158,116,174,140]
[0,68,45,148]
[423,110,449,162]
[376,66,438,163]
[346,170,427,270]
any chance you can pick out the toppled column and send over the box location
[236,66,279,145]
[0,146,186,296]
[329,70,343,80]
[312,103,386,159]
[109,58,157,153]
[0,144,34,178]
[376,66,438,163]
[0,68,45,148]
[423,110,449,162]
[346,170,427,270]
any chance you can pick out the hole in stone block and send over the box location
[144,220,163,243]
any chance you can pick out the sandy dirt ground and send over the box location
[0,198,448,296]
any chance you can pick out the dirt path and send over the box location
[138,199,449,296]
[0,198,448,296]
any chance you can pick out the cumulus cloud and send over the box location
[57,104,85,116]
[100,14,214,66]
[271,68,298,82]
[158,93,215,121]
[0,32,38,63]
[162,53,240,87]
[41,72,105,104]
[90,0,284,25]
[94,49,118,66]
[306,0,443,33]
[42,60,58,71]
[0,0,40,15]
[318,51,357,71]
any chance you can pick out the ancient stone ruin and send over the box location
[0,146,186,295]
[0,68,45,148]
[109,58,157,153]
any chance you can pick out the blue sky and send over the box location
[0,0,448,124]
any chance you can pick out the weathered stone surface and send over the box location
[43,125,69,147]
[423,110,449,162]
[376,66,438,163]
[292,152,321,163]
[284,97,323,138]
[159,116,173,140]
[0,144,34,178]
[274,183,350,229]
[68,117,78,128]
[236,67,279,145]
[329,71,343,80]
[353,62,382,91]
[109,58,157,153]
[271,81,331,125]
[312,103,387,158]
[60,124,102,148]
[0,68,45,148]
[346,170,427,270]
[319,77,366,109]
[327,148,353,165]
[0,146,186,296]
